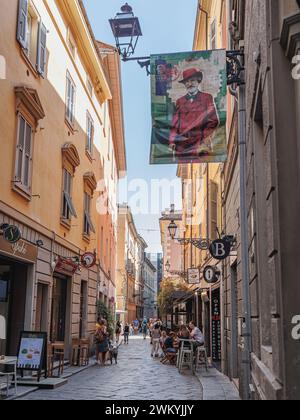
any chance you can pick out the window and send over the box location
[17,0,47,76]
[15,114,33,191]
[87,77,93,97]
[211,19,217,50]
[67,29,76,59]
[66,72,76,126]
[62,169,77,221]
[83,192,95,236]
[210,181,218,240]
[86,112,94,155]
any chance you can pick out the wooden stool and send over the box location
[178,341,194,374]
[79,339,90,366]
[71,338,80,366]
[52,342,65,377]
[195,346,209,372]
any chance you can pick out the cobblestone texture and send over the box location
[18,337,203,401]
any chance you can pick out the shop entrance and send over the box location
[50,276,68,343]
[0,258,28,356]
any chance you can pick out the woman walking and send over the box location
[115,321,122,344]
[94,320,109,366]
[124,323,130,345]
[151,324,161,358]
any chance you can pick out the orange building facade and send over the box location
[0,0,126,358]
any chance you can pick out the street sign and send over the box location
[2,225,22,244]
[209,239,231,260]
[188,268,200,284]
[203,266,220,284]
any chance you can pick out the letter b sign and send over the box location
[209,239,231,261]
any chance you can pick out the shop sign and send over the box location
[209,239,231,260]
[211,290,221,362]
[54,257,79,276]
[188,268,200,284]
[17,331,47,380]
[81,252,96,269]
[0,236,38,263]
[2,225,22,244]
[203,266,221,284]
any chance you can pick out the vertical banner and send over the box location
[150,50,227,165]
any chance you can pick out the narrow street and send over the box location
[18,337,203,401]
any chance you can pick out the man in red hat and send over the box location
[169,68,219,160]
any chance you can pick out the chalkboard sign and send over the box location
[17,332,47,380]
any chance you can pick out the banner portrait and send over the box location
[150,50,227,165]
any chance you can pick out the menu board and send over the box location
[17,332,47,372]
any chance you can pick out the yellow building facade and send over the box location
[176,0,228,361]
[0,0,125,358]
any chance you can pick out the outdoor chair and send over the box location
[79,338,90,366]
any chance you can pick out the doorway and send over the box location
[50,276,68,343]
[79,281,88,339]
[0,259,28,355]
[35,283,48,332]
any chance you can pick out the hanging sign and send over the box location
[54,257,79,276]
[150,49,227,165]
[81,252,96,269]
[209,239,231,260]
[203,266,221,284]
[188,268,201,285]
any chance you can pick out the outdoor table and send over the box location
[0,357,18,397]
[177,339,196,368]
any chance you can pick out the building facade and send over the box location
[223,0,300,401]
[116,205,148,324]
[0,0,125,358]
[143,256,157,320]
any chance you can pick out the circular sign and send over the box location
[209,239,231,260]
[81,252,96,269]
[204,266,220,284]
[3,225,22,244]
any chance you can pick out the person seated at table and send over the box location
[161,332,177,365]
[178,325,191,340]
[189,321,205,347]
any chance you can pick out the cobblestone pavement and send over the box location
[18,336,203,401]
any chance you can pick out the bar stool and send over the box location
[71,338,80,366]
[79,338,90,366]
[52,342,65,377]
[195,345,209,372]
[178,340,194,374]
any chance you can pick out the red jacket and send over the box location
[169,91,219,154]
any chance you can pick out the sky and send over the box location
[83,0,198,253]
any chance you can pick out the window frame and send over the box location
[61,168,77,224]
[83,191,95,237]
[86,111,94,157]
[14,113,34,199]
[65,71,76,128]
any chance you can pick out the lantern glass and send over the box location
[168,220,178,240]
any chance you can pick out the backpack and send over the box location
[94,330,105,344]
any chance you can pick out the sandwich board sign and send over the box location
[17,331,47,381]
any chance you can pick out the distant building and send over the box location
[146,253,163,293]
[143,256,157,320]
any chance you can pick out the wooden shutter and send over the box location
[17,0,28,49]
[23,121,32,187]
[37,22,47,76]
[16,116,26,181]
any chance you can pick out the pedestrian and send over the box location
[133,318,140,335]
[115,320,122,344]
[151,324,161,358]
[159,330,167,357]
[148,319,154,344]
[94,320,109,366]
[124,323,130,345]
[142,317,148,340]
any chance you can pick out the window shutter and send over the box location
[23,122,32,187]
[17,0,28,49]
[16,116,26,181]
[37,22,47,76]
